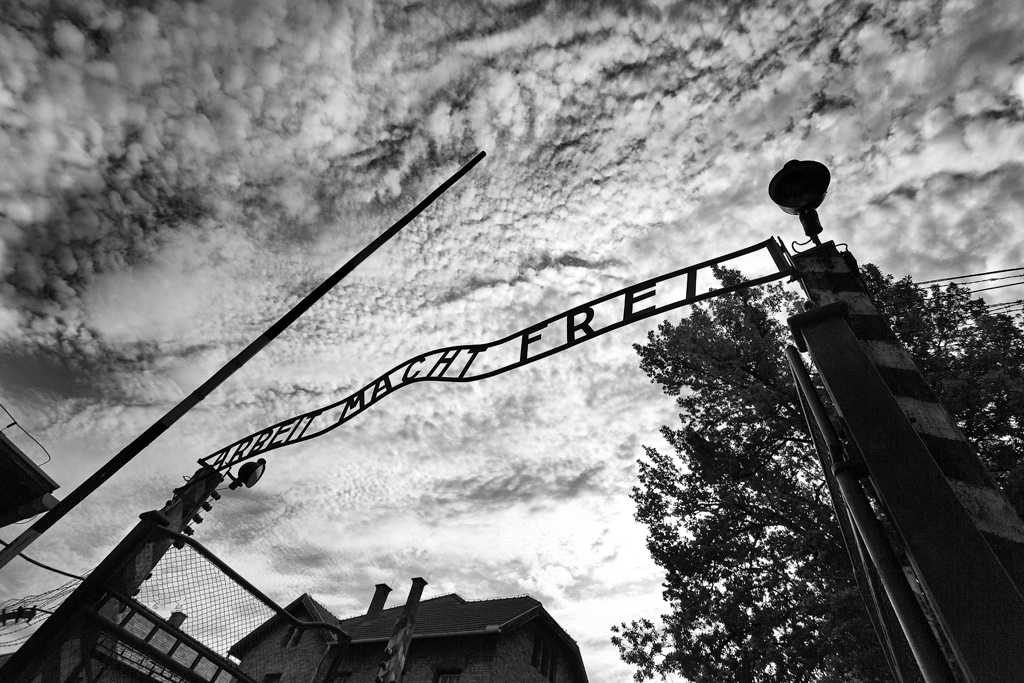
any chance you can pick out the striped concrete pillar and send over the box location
[789,242,1024,681]
[792,243,1024,585]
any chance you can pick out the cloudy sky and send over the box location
[2,0,1024,680]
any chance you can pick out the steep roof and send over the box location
[229,593,342,657]
[302,593,342,629]
[1,432,58,527]
[337,594,541,642]
[339,593,587,683]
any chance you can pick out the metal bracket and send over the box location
[787,301,848,352]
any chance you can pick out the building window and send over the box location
[435,670,461,683]
[531,636,543,668]
[533,636,557,680]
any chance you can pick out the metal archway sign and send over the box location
[202,238,794,472]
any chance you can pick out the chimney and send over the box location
[367,583,392,619]
[168,611,187,629]
[406,577,427,606]
[374,578,428,683]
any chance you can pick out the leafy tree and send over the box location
[612,265,1024,683]
[860,265,1024,513]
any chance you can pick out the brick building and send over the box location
[229,585,588,683]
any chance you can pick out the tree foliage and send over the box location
[613,265,1024,683]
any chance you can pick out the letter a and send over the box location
[372,375,393,402]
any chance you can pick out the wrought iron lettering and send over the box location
[200,238,793,471]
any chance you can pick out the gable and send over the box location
[229,593,341,657]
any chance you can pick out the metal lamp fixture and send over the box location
[769,159,831,245]
[228,458,266,490]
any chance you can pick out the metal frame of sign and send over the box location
[201,238,794,472]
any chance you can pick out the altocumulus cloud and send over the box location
[3,1,1024,682]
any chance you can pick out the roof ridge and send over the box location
[301,593,340,622]
[463,594,537,603]
[337,593,466,622]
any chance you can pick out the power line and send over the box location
[882,281,1024,309]
[985,299,1023,311]
[971,281,1024,295]
[914,266,1024,286]
[989,306,1024,316]
[0,539,85,581]
[0,400,53,466]
[941,273,1024,288]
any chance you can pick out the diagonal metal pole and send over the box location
[787,345,956,683]
[0,151,486,572]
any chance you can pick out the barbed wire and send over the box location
[0,575,88,651]
[880,280,1024,310]
[936,272,1024,288]
[913,266,1024,286]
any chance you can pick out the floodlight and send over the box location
[769,160,831,244]
[228,458,266,490]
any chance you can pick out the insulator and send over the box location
[173,540,184,550]
[210,490,222,500]
[183,526,194,536]
[201,502,213,511]
[192,513,204,524]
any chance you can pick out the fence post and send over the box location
[0,467,223,683]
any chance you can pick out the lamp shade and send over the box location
[233,458,266,489]
[768,160,830,215]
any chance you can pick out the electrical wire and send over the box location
[936,272,1024,288]
[882,280,1024,309]
[0,539,85,581]
[913,266,1024,286]
[987,298,1023,307]
[985,300,1023,312]
[990,306,1024,316]
[0,400,53,466]
[970,281,1024,295]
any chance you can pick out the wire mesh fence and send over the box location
[0,523,346,683]
[88,593,249,683]
[135,539,276,656]
[92,636,214,683]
